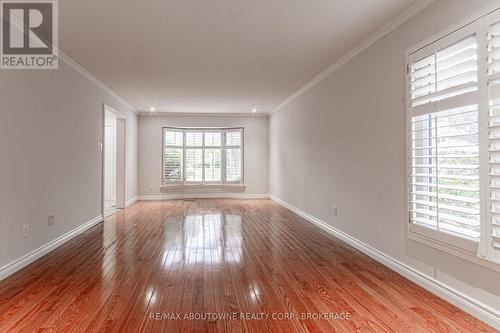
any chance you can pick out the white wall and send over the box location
[270,0,500,321]
[139,114,268,197]
[0,59,138,271]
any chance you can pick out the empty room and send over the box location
[1,0,500,332]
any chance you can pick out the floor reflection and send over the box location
[1,200,490,333]
[162,212,243,268]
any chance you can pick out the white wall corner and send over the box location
[269,195,500,330]
[0,215,103,282]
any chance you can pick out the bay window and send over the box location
[162,127,243,186]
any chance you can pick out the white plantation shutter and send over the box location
[164,148,183,182]
[410,35,479,114]
[185,148,203,182]
[185,131,203,182]
[163,130,183,183]
[225,130,243,183]
[487,20,500,260]
[409,32,481,239]
[205,148,222,181]
[204,132,222,182]
[205,132,221,147]
[186,132,203,146]
[226,131,242,146]
[226,148,242,182]
[165,131,183,146]
[407,11,500,265]
[162,128,243,185]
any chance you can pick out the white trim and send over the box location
[139,111,269,117]
[408,231,500,273]
[125,196,138,207]
[103,208,117,218]
[138,193,269,201]
[0,215,103,281]
[104,104,126,120]
[408,223,479,254]
[405,0,500,56]
[269,195,500,330]
[58,51,137,113]
[270,0,435,114]
[161,184,246,192]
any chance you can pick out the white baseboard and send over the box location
[103,209,116,218]
[138,193,269,201]
[269,195,500,330]
[125,196,138,207]
[0,215,103,281]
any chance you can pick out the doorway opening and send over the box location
[102,105,126,217]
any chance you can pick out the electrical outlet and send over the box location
[48,214,55,226]
[149,185,153,191]
[22,224,29,238]
[332,205,338,217]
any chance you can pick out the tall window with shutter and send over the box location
[407,11,500,264]
[409,32,480,241]
[162,127,243,186]
[163,130,184,183]
[225,131,243,183]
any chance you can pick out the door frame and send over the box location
[101,104,127,217]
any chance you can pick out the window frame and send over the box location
[201,129,224,185]
[162,128,184,185]
[224,130,245,185]
[405,5,500,271]
[406,24,482,254]
[162,127,244,187]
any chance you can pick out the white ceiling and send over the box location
[59,0,418,114]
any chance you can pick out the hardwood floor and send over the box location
[0,199,496,332]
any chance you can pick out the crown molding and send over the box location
[58,51,138,114]
[138,111,269,117]
[270,0,435,115]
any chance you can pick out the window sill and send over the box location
[407,225,500,273]
[160,184,246,193]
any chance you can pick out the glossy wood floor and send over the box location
[0,199,496,333]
